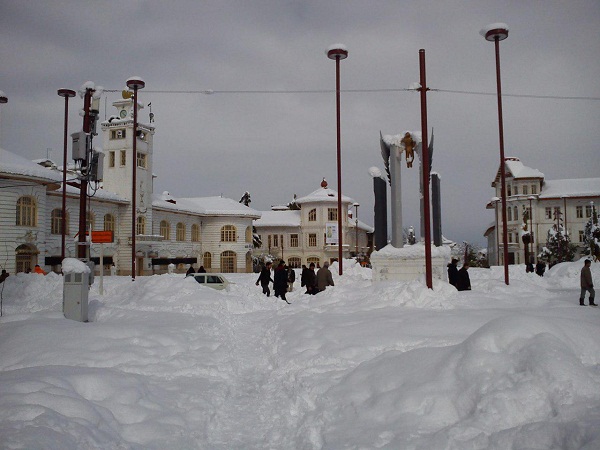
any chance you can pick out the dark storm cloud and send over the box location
[1,0,599,246]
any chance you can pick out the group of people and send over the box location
[256,260,335,304]
[185,265,207,276]
[447,258,471,291]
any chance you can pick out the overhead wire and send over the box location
[103,87,600,101]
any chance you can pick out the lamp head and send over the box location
[57,88,76,98]
[327,44,348,60]
[126,76,145,90]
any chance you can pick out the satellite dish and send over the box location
[121,90,133,99]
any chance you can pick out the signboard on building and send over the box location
[325,222,338,244]
[91,230,114,243]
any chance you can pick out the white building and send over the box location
[485,157,600,265]
[0,98,260,275]
[253,179,374,268]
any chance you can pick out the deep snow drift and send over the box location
[1,260,599,449]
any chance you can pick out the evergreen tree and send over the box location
[540,225,577,266]
[583,207,600,261]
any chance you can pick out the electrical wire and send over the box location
[103,87,600,101]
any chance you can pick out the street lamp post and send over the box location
[353,202,359,256]
[126,76,145,280]
[528,196,535,263]
[0,91,7,146]
[482,23,510,285]
[418,49,433,289]
[58,89,76,261]
[327,44,348,276]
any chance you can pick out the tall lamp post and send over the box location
[353,202,359,256]
[327,44,348,276]
[58,89,76,260]
[528,196,535,263]
[0,91,7,145]
[482,23,510,285]
[126,76,145,280]
[418,49,433,289]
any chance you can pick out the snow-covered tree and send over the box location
[239,191,251,206]
[539,225,577,266]
[583,207,600,261]
[452,242,487,267]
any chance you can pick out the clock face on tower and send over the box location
[119,109,127,118]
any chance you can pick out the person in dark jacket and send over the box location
[304,263,317,295]
[186,265,196,277]
[256,262,273,297]
[580,259,596,306]
[456,263,471,291]
[316,261,335,293]
[197,266,206,273]
[287,266,296,292]
[0,269,9,283]
[273,261,290,304]
[447,258,459,287]
[535,261,546,277]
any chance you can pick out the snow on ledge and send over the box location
[371,242,451,260]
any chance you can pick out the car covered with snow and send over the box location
[190,273,230,291]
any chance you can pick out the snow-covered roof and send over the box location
[0,147,63,184]
[348,219,375,233]
[295,186,354,205]
[254,210,301,228]
[539,178,600,199]
[153,194,261,218]
[504,157,544,179]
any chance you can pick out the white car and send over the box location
[190,273,230,291]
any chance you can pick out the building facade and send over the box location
[253,179,374,268]
[0,98,260,275]
[485,157,600,266]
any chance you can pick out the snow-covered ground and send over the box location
[1,260,599,449]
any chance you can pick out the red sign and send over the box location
[91,231,114,243]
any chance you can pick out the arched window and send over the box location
[136,216,146,235]
[51,209,68,235]
[104,214,115,232]
[288,257,301,268]
[513,206,519,222]
[245,226,252,243]
[308,208,317,222]
[191,224,200,242]
[307,256,320,266]
[86,211,95,231]
[160,220,170,240]
[220,250,236,273]
[507,207,512,221]
[176,222,186,241]
[16,196,37,226]
[203,252,212,269]
[221,225,236,242]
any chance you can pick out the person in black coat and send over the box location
[304,263,317,295]
[197,266,206,273]
[186,265,195,277]
[447,258,459,287]
[273,261,290,304]
[456,263,471,291]
[256,262,273,297]
[535,261,546,277]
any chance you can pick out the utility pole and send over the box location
[77,87,93,259]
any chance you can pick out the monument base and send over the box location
[371,243,451,283]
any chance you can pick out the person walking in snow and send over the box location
[316,261,334,293]
[287,266,295,292]
[580,259,596,306]
[273,261,290,304]
[256,261,273,297]
[304,263,317,295]
[456,263,471,291]
[447,258,459,288]
[535,261,546,277]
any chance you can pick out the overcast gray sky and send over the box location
[1,0,599,247]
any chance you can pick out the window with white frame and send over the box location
[176,222,185,241]
[328,208,338,221]
[308,233,317,247]
[576,206,583,218]
[545,207,552,219]
[308,208,316,221]
[120,150,127,166]
[221,225,236,242]
[191,224,200,242]
[137,152,147,169]
[160,220,170,240]
[16,196,36,227]
[290,234,299,247]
